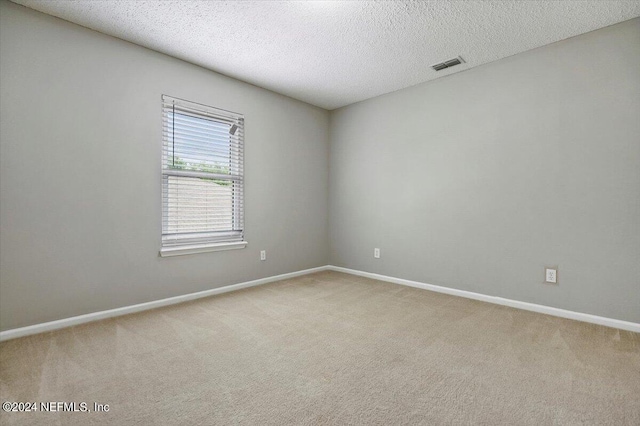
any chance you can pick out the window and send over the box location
[160,95,246,256]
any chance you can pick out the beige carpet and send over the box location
[1,271,639,425]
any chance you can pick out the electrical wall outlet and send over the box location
[260,250,266,261]
[545,267,557,284]
[374,248,380,259]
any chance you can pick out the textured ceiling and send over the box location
[11,1,640,110]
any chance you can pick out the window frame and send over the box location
[159,95,246,257]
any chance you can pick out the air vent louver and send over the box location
[431,56,465,71]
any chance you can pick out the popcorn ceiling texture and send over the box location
[10,1,640,110]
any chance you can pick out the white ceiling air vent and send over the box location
[431,56,465,71]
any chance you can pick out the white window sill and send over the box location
[160,241,248,257]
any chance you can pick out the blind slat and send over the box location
[162,168,242,181]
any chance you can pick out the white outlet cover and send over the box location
[374,248,380,259]
[545,268,557,283]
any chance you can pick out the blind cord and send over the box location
[172,103,176,167]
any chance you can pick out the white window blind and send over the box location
[161,95,244,252]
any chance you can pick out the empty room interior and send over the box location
[1,0,639,424]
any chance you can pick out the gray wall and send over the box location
[329,18,640,323]
[0,1,329,331]
[2,1,638,331]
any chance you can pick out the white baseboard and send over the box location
[328,266,640,333]
[2,264,637,341]
[0,266,330,342]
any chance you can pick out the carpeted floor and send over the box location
[1,271,639,425]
